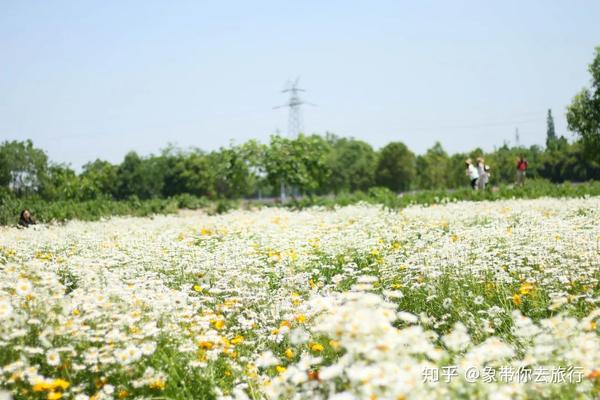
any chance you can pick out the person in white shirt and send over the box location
[465,159,479,190]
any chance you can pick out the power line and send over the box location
[396,117,541,133]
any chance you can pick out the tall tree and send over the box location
[567,46,600,162]
[264,134,331,199]
[375,142,416,192]
[546,109,556,147]
[115,152,164,199]
[416,142,450,190]
[326,135,377,193]
[0,140,49,195]
[80,159,118,199]
[41,164,83,200]
[176,151,213,197]
[208,145,255,198]
[240,140,270,197]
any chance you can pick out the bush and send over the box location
[284,180,600,211]
[0,194,186,226]
[2,180,600,226]
[173,193,211,210]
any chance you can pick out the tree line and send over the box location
[1,131,598,203]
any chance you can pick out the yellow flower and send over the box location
[33,382,53,392]
[231,335,244,345]
[47,392,63,400]
[284,348,294,359]
[275,365,286,374]
[223,299,236,308]
[310,343,324,352]
[198,341,213,349]
[279,320,291,328]
[33,379,70,393]
[519,282,534,295]
[53,379,70,390]
[246,363,258,379]
[295,314,306,323]
[118,390,129,399]
[512,294,522,306]
[149,379,166,390]
[193,285,203,293]
[288,249,298,261]
[268,250,281,261]
[212,319,225,330]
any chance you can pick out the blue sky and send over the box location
[1,0,599,169]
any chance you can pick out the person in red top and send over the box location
[516,156,528,186]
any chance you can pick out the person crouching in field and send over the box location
[18,209,36,228]
[465,159,479,190]
[516,156,528,187]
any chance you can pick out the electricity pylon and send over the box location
[273,77,315,138]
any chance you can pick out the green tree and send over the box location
[208,145,255,198]
[326,135,377,193]
[375,142,415,192]
[0,140,49,195]
[80,159,118,198]
[486,144,542,184]
[546,109,556,147]
[173,150,213,197]
[115,152,164,199]
[41,164,83,200]
[539,140,600,182]
[567,46,600,161]
[486,144,516,184]
[264,134,331,199]
[240,140,270,197]
[415,142,449,190]
[158,145,187,198]
[447,153,469,188]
